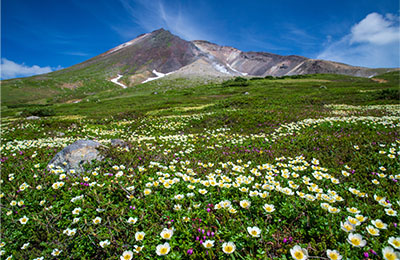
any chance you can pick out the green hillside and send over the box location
[1,72,399,259]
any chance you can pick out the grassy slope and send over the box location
[1,72,399,259]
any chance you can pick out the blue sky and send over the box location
[1,0,399,79]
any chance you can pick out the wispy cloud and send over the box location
[118,0,213,41]
[318,12,400,68]
[62,51,90,57]
[1,58,62,80]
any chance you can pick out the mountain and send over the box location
[49,28,398,85]
[1,28,397,106]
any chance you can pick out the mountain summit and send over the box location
[56,28,395,87]
[5,28,397,91]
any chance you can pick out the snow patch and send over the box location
[142,70,176,83]
[110,74,127,89]
[206,54,233,75]
[227,63,247,76]
[106,33,149,55]
[213,63,230,74]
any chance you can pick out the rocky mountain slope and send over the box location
[2,28,397,106]
[50,28,398,85]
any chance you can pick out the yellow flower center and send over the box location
[137,234,143,240]
[163,233,170,239]
[393,240,400,247]
[344,225,352,231]
[328,252,338,260]
[350,238,360,246]
[123,254,131,260]
[160,247,168,255]
[376,222,384,228]
[225,245,233,253]
[251,230,258,236]
[384,253,396,260]
[294,251,304,259]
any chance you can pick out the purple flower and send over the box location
[196,236,199,241]
[187,249,193,255]
[363,252,369,258]
[369,249,377,255]
[207,208,211,212]
[283,238,288,243]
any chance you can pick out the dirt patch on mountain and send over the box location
[371,78,388,83]
[61,82,83,90]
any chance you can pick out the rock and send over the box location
[48,140,103,173]
[110,139,129,148]
[26,116,40,120]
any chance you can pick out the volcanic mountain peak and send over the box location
[49,28,397,88]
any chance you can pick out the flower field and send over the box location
[1,74,399,259]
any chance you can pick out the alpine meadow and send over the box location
[1,2,400,260]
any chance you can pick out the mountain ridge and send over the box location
[1,28,398,106]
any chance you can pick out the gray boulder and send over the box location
[48,140,103,173]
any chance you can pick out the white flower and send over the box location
[382,246,400,260]
[127,217,137,224]
[21,243,29,249]
[134,245,144,253]
[99,240,110,248]
[347,233,366,247]
[120,250,133,260]
[263,203,275,213]
[247,226,261,237]
[388,237,400,249]
[51,248,62,256]
[326,249,342,260]
[340,221,355,233]
[72,207,81,215]
[156,242,170,256]
[160,228,173,240]
[93,217,102,224]
[203,240,215,248]
[366,225,380,236]
[135,231,145,241]
[290,245,308,260]
[19,216,29,225]
[372,219,387,229]
[239,200,251,209]
[222,241,236,254]
[385,208,398,216]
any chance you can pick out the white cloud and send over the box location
[0,58,62,80]
[318,12,400,68]
[118,0,212,41]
